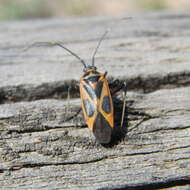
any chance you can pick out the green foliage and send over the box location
[62,0,92,16]
[139,0,167,10]
[0,0,50,20]
[0,0,168,20]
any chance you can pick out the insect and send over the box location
[51,31,113,143]
[79,32,114,144]
[25,31,126,144]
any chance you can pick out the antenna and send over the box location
[54,43,87,68]
[91,30,109,67]
[23,42,87,68]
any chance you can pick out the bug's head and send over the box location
[83,65,97,73]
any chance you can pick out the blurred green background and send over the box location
[0,0,189,20]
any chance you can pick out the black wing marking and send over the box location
[83,84,96,100]
[83,99,95,117]
[95,81,103,99]
[83,80,104,100]
[102,95,111,114]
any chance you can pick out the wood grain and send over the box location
[0,11,190,190]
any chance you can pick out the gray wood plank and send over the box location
[0,11,190,190]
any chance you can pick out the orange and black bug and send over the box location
[25,31,126,144]
[80,69,114,144]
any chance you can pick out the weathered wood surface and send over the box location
[0,11,190,190]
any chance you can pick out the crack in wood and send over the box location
[167,145,190,151]
[2,150,163,173]
[100,176,190,190]
[137,125,190,135]
[0,71,190,104]
[3,157,106,172]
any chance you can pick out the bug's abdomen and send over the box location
[93,112,112,144]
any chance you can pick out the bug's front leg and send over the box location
[59,82,82,124]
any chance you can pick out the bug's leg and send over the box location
[66,81,81,113]
[66,86,71,113]
[59,83,82,125]
[109,79,127,128]
[120,82,127,128]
